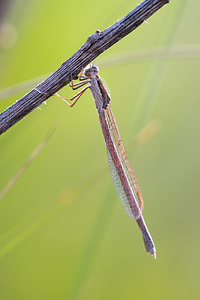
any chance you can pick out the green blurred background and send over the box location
[0,0,200,299]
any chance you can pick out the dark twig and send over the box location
[0,0,170,135]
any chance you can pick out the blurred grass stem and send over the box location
[0,43,198,101]
[0,122,59,201]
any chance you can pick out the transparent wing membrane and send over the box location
[107,149,138,219]
[105,104,144,213]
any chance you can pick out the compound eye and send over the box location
[92,66,99,75]
[94,66,99,73]
[84,65,99,78]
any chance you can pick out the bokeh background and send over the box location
[0,0,200,299]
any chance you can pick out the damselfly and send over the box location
[55,65,156,258]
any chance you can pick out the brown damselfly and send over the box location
[55,65,156,258]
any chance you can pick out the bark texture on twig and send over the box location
[0,0,170,135]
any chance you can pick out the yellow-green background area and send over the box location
[0,0,199,299]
